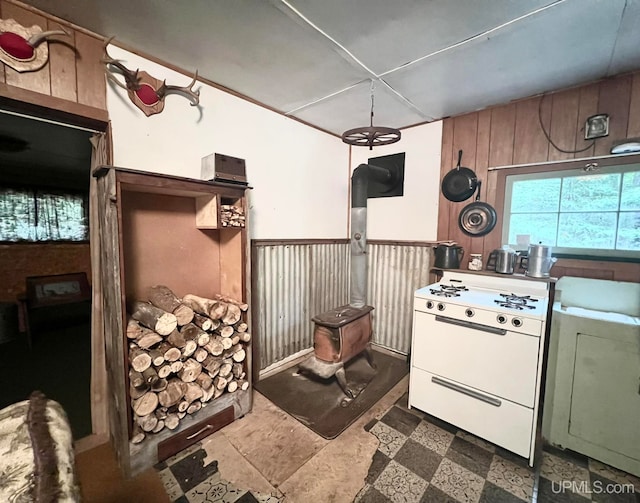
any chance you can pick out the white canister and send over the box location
[468,253,483,271]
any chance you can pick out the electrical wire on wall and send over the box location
[538,93,596,154]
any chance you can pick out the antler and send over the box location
[101,38,141,91]
[156,71,200,106]
[28,26,69,47]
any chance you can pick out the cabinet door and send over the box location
[569,333,640,462]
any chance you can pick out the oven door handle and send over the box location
[431,376,502,407]
[435,315,507,336]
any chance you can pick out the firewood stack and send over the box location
[127,285,250,444]
[220,204,245,228]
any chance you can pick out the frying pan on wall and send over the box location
[441,150,478,202]
[458,181,497,237]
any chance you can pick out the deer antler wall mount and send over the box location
[103,39,200,117]
[0,18,68,72]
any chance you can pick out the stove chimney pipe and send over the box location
[350,163,394,308]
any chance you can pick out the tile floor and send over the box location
[156,376,640,503]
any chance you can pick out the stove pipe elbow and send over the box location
[350,163,394,308]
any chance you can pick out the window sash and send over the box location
[502,163,640,258]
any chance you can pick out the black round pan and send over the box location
[458,181,497,237]
[442,150,478,202]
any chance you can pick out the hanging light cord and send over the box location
[369,81,375,127]
[538,93,595,154]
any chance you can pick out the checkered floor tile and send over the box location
[356,393,640,503]
[155,443,284,503]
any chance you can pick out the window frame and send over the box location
[491,152,640,262]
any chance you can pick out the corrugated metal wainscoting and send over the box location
[252,240,434,370]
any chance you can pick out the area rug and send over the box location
[254,349,409,439]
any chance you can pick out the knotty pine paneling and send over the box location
[0,0,106,112]
[438,71,640,282]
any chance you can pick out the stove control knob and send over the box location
[465,308,475,318]
[497,314,507,324]
[437,303,446,311]
[426,301,434,309]
[512,317,523,328]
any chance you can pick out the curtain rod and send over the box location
[0,109,103,134]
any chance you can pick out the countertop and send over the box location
[431,267,558,284]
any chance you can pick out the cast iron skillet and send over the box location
[442,150,478,202]
[458,181,497,237]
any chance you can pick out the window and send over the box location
[503,163,640,258]
[0,187,88,242]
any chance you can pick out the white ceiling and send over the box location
[1,0,639,188]
[20,0,640,137]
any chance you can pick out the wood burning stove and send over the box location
[299,305,376,398]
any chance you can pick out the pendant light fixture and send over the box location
[341,81,401,150]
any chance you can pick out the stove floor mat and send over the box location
[254,349,409,439]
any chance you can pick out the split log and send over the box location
[141,366,159,385]
[129,347,152,373]
[209,319,220,331]
[217,325,234,338]
[220,337,233,350]
[134,327,163,350]
[202,355,222,374]
[165,413,180,430]
[129,385,149,400]
[155,408,168,420]
[178,359,202,383]
[132,392,159,417]
[239,332,252,343]
[193,313,213,331]
[182,342,197,359]
[184,382,203,403]
[218,362,233,378]
[215,294,249,312]
[213,388,224,399]
[136,413,158,432]
[194,348,209,363]
[158,342,181,362]
[182,294,217,317]
[208,301,227,320]
[151,378,168,392]
[237,379,249,391]
[221,304,241,325]
[187,401,202,414]
[195,372,213,390]
[157,364,172,379]
[222,343,242,360]
[170,361,184,373]
[158,379,185,408]
[232,348,246,363]
[147,285,194,326]
[177,400,190,413]
[181,323,210,347]
[200,386,215,403]
[131,424,145,444]
[131,301,177,336]
[129,370,145,389]
[213,375,228,390]
[152,420,165,434]
[177,411,187,420]
[235,322,248,333]
[149,348,165,367]
[230,334,240,346]
[227,380,238,393]
[126,319,145,339]
[167,328,197,357]
[232,363,244,379]
[204,337,224,356]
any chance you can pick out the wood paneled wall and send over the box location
[438,71,640,282]
[0,0,107,121]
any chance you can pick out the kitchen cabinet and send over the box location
[94,166,252,477]
[544,277,640,477]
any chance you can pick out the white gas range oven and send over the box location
[408,270,552,466]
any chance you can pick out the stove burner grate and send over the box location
[430,284,469,298]
[494,293,538,310]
